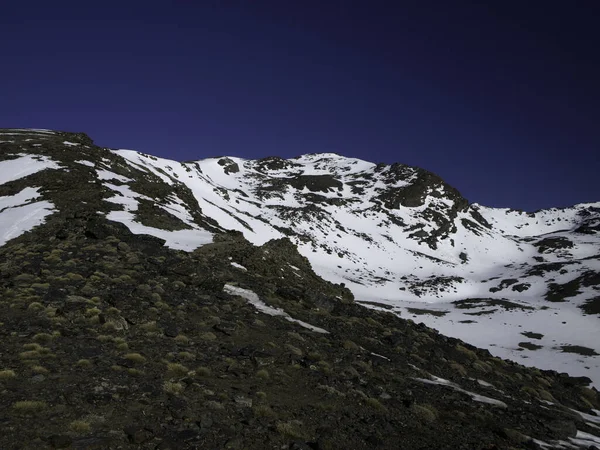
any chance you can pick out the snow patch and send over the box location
[96,169,132,183]
[0,188,55,247]
[230,262,247,271]
[415,375,507,407]
[75,160,95,167]
[223,284,328,334]
[0,154,61,185]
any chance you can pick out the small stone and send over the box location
[224,437,244,449]
[48,435,72,448]
[234,396,252,408]
[200,413,213,430]
[162,323,178,337]
[71,436,114,450]
[175,429,200,442]
[31,374,46,383]
[116,358,135,368]
[124,426,152,444]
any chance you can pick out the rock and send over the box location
[501,428,529,444]
[199,413,214,430]
[71,436,115,450]
[234,395,252,408]
[224,437,244,449]
[116,358,135,368]
[157,439,191,450]
[175,429,200,442]
[48,435,72,449]
[546,420,578,439]
[124,426,153,444]
[162,322,179,337]
[31,374,46,383]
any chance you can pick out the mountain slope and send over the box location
[111,149,599,385]
[1,128,600,448]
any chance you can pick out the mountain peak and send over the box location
[1,129,599,448]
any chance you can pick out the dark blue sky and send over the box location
[1,1,598,211]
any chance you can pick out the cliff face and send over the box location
[1,128,599,449]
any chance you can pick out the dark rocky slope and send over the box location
[0,215,599,449]
[0,129,599,449]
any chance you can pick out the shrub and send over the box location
[166,363,189,376]
[19,350,40,359]
[195,366,211,377]
[276,421,307,439]
[450,362,467,376]
[253,405,277,419]
[199,332,217,341]
[412,404,438,422]
[285,344,303,356]
[32,333,53,343]
[456,344,477,360]
[163,381,184,395]
[343,340,360,351]
[85,307,101,317]
[174,334,190,344]
[472,361,492,373]
[69,420,91,433]
[206,400,224,410]
[580,387,599,403]
[256,369,270,380]
[66,273,84,281]
[12,401,47,413]
[0,369,16,380]
[31,365,48,374]
[124,353,146,364]
[140,321,160,333]
[537,389,555,402]
[27,302,45,312]
[366,397,387,412]
[520,386,539,398]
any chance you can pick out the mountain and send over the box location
[1,128,599,449]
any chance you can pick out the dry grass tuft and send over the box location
[0,369,17,380]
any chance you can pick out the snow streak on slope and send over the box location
[102,177,213,251]
[110,150,600,386]
[0,153,61,245]
[223,284,329,334]
[0,188,55,247]
[0,154,61,185]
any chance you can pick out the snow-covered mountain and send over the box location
[2,128,599,387]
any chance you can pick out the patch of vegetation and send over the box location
[124,353,146,363]
[69,420,91,433]
[518,342,543,351]
[406,308,448,317]
[580,295,600,315]
[453,298,534,311]
[559,345,599,356]
[276,420,309,440]
[545,278,581,302]
[521,331,544,340]
[534,237,574,253]
[412,404,438,422]
[12,400,48,414]
[0,369,17,380]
